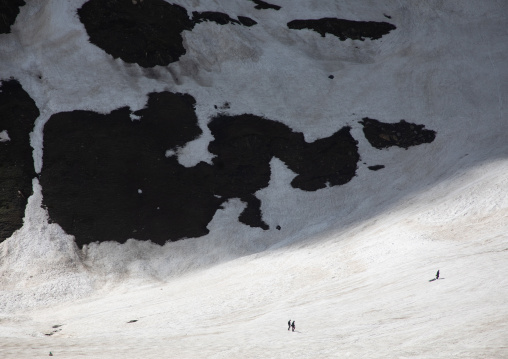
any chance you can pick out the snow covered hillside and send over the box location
[0,0,507,357]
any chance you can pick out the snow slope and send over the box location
[1,0,507,357]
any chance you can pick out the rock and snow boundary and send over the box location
[0,0,507,357]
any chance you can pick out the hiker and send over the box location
[288,320,291,331]
[436,270,440,280]
[291,321,295,332]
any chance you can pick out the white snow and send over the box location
[0,130,10,142]
[1,0,507,357]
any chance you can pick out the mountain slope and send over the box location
[0,1,507,357]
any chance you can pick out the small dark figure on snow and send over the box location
[291,321,295,332]
[288,320,291,331]
[436,270,440,280]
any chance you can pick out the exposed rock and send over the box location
[0,79,39,243]
[208,114,359,192]
[360,117,436,150]
[78,0,194,67]
[238,194,268,229]
[238,16,258,27]
[78,0,257,68]
[287,18,396,41]
[40,92,211,246]
[368,165,385,171]
[41,92,359,247]
[0,0,25,34]
[193,11,257,27]
[248,0,281,11]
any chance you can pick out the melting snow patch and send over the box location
[165,149,176,157]
[130,113,141,121]
[0,130,10,142]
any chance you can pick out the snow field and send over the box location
[1,158,507,358]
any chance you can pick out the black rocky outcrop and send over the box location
[360,117,436,149]
[78,0,194,67]
[248,0,281,11]
[207,114,359,193]
[0,79,40,242]
[78,0,257,68]
[41,92,208,246]
[193,11,257,27]
[287,18,396,41]
[0,0,25,33]
[40,92,359,247]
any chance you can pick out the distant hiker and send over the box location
[436,270,440,280]
[288,320,291,331]
[291,321,295,332]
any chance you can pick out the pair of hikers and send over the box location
[287,320,295,332]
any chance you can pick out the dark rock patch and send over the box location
[238,194,268,230]
[276,225,281,230]
[0,79,39,243]
[40,92,215,247]
[41,92,359,247]
[328,75,334,79]
[287,18,396,41]
[208,114,359,192]
[78,0,257,68]
[193,11,257,27]
[360,117,436,150]
[192,11,240,26]
[368,165,385,171]
[238,16,258,27]
[248,0,281,11]
[133,92,203,149]
[0,0,25,34]
[384,14,392,19]
[127,320,138,323]
[77,0,194,68]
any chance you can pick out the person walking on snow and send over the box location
[288,320,291,331]
[291,321,295,332]
[436,270,440,280]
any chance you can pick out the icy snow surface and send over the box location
[1,0,508,357]
[0,130,10,142]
